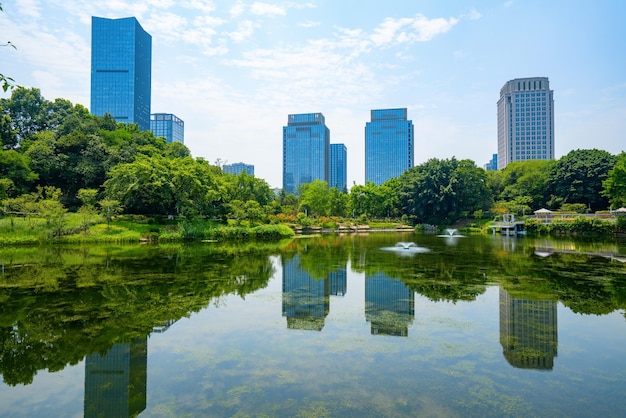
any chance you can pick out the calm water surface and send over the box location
[1,233,625,417]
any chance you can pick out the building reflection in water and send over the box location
[329,266,347,297]
[282,254,330,331]
[499,287,558,370]
[84,337,147,418]
[365,272,414,337]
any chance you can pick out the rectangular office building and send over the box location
[223,162,254,176]
[150,113,184,144]
[330,143,347,191]
[365,108,414,185]
[497,77,554,170]
[282,113,330,195]
[91,16,152,131]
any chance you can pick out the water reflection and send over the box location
[0,236,625,416]
[329,266,347,296]
[365,272,415,336]
[499,287,558,370]
[84,338,147,418]
[282,254,330,331]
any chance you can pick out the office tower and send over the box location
[84,338,147,417]
[91,17,152,131]
[497,77,554,170]
[365,108,414,185]
[223,162,255,176]
[365,272,414,336]
[282,113,330,195]
[150,113,184,144]
[484,153,498,171]
[330,143,347,191]
[499,287,558,370]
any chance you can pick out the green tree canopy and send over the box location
[548,149,617,211]
[397,158,491,225]
[602,152,626,208]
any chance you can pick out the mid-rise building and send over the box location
[484,153,498,171]
[282,113,330,194]
[330,143,347,191]
[150,113,184,144]
[91,16,152,131]
[497,77,554,170]
[365,108,414,185]
[223,162,254,176]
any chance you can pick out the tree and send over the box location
[602,152,626,208]
[35,186,67,237]
[548,149,617,211]
[103,155,227,217]
[0,87,47,145]
[98,199,122,228]
[397,158,491,225]
[497,160,553,209]
[76,188,99,232]
[299,180,330,217]
[0,148,38,195]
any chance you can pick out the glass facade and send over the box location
[91,17,152,131]
[223,162,254,176]
[497,77,554,170]
[150,113,184,144]
[330,143,347,191]
[365,108,414,185]
[282,113,330,195]
[484,153,498,171]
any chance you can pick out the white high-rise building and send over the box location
[497,77,554,170]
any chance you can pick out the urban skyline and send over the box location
[2,1,624,188]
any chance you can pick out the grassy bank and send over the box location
[0,215,295,245]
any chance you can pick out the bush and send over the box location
[525,216,616,237]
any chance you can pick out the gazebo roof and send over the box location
[534,208,553,214]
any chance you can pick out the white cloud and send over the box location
[411,15,459,41]
[370,14,458,46]
[15,0,42,19]
[144,12,189,42]
[250,2,286,17]
[181,0,216,13]
[467,9,483,20]
[229,1,246,18]
[228,20,258,42]
[286,2,316,10]
[298,20,320,28]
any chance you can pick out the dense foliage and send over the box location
[1,88,625,231]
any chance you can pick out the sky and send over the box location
[1,0,625,188]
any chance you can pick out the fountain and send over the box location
[380,242,430,255]
[437,228,465,238]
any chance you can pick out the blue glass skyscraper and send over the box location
[223,162,254,176]
[330,143,347,191]
[150,113,184,144]
[365,108,414,185]
[282,113,330,194]
[91,17,152,131]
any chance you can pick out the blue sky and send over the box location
[1,0,625,188]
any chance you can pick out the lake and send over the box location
[1,233,625,417]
